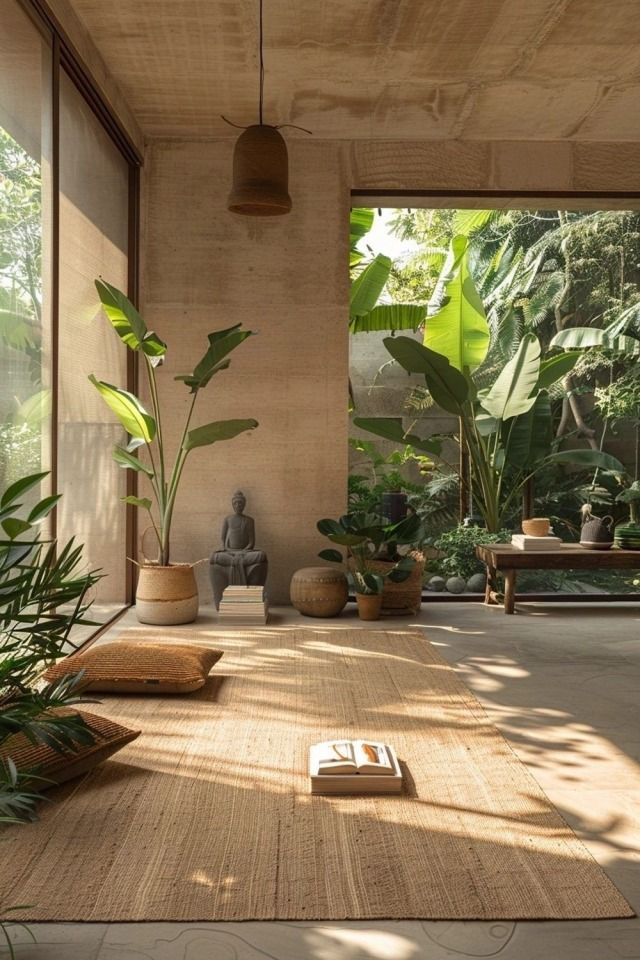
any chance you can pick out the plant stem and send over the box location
[160,390,200,565]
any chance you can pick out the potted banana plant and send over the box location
[91,280,258,625]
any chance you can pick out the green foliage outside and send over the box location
[349,207,640,593]
[0,127,47,491]
[432,525,511,581]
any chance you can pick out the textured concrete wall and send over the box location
[143,137,640,601]
[142,139,350,602]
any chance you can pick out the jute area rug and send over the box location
[1,627,633,921]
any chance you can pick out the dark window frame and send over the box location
[13,0,142,622]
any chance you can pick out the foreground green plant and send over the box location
[0,471,100,822]
[317,512,422,595]
[91,281,258,566]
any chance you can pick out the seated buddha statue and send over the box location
[209,491,268,609]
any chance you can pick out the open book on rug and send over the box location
[309,740,403,794]
[310,740,395,775]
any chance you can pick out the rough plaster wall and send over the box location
[143,137,640,602]
[142,140,350,603]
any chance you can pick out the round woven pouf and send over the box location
[290,566,348,618]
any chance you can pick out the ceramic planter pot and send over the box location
[580,514,613,549]
[356,592,383,621]
[136,563,199,625]
[521,517,550,537]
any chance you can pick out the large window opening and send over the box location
[0,0,52,499]
[349,205,640,598]
[0,0,140,632]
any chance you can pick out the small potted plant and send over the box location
[614,481,640,549]
[316,512,421,621]
[91,280,258,624]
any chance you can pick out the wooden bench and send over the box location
[475,543,640,614]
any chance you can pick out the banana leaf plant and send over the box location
[317,512,422,595]
[349,208,427,335]
[91,281,258,566]
[354,227,625,531]
[550,303,640,355]
[354,334,623,532]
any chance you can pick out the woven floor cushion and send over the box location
[44,642,224,694]
[0,709,140,787]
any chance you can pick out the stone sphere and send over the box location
[446,576,467,595]
[466,573,487,593]
[427,575,446,592]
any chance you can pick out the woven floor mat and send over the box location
[0,627,633,921]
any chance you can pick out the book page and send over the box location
[313,740,357,774]
[354,741,394,775]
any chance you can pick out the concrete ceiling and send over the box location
[68,0,640,140]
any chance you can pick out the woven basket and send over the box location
[136,564,198,626]
[350,552,425,616]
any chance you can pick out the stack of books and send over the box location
[218,585,268,624]
[511,534,562,551]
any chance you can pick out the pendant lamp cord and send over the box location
[259,0,264,125]
[220,0,312,134]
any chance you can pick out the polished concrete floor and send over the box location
[8,600,640,959]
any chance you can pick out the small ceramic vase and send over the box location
[579,504,613,550]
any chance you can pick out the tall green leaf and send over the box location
[384,336,469,416]
[112,445,154,478]
[27,494,62,524]
[545,449,624,472]
[451,209,495,236]
[175,326,254,393]
[350,255,391,316]
[183,418,258,452]
[349,303,426,334]
[425,234,490,371]
[352,417,441,455]
[550,327,640,354]
[95,279,167,362]
[350,208,375,257]
[537,352,580,390]
[1,472,48,509]
[121,495,152,511]
[503,393,552,468]
[480,333,541,421]
[88,376,156,442]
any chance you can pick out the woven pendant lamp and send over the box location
[225,0,308,216]
[228,124,291,216]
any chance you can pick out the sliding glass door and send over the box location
[57,72,131,620]
[0,0,52,506]
[1,0,140,629]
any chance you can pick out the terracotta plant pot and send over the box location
[135,563,199,625]
[356,592,383,621]
[364,551,425,616]
[521,517,550,537]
